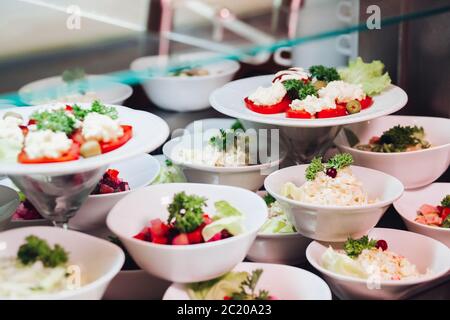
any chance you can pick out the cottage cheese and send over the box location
[82,112,123,143]
[289,95,336,115]
[24,130,73,159]
[0,116,24,146]
[273,67,310,82]
[319,80,365,103]
[178,143,249,167]
[248,81,286,106]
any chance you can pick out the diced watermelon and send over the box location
[150,219,170,237]
[134,232,149,241]
[419,204,438,215]
[186,228,204,244]
[172,233,190,245]
[152,235,169,244]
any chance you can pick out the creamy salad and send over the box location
[0,235,74,298]
[259,193,296,234]
[322,236,429,281]
[282,153,374,206]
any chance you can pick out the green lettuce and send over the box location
[201,201,245,241]
[187,271,248,300]
[338,57,391,96]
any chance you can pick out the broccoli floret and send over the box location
[17,235,68,268]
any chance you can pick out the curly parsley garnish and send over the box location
[282,79,318,100]
[344,236,377,258]
[72,100,118,120]
[305,153,354,180]
[441,195,450,208]
[167,192,207,233]
[31,108,76,135]
[230,269,270,300]
[17,235,68,268]
[309,65,340,82]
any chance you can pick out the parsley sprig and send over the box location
[230,269,270,300]
[282,79,318,100]
[441,195,450,208]
[31,108,76,135]
[305,153,354,180]
[167,192,207,233]
[72,100,118,120]
[309,65,340,82]
[344,236,377,258]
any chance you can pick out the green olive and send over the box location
[346,100,361,114]
[3,111,23,121]
[313,80,327,90]
[80,140,101,158]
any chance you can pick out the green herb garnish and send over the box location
[305,157,325,181]
[283,79,304,100]
[344,236,377,258]
[442,216,450,228]
[167,192,207,233]
[165,159,173,167]
[441,195,450,208]
[209,128,249,153]
[72,100,118,120]
[230,120,245,131]
[263,194,276,207]
[326,153,353,170]
[230,269,270,300]
[298,82,318,100]
[373,125,429,152]
[31,108,76,135]
[17,235,68,268]
[62,68,86,83]
[309,65,340,82]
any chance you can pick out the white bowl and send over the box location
[19,75,133,105]
[264,165,404,241]
[163,135,286,191]
[394,183,450,247]
[130,52,239,111]
[335,115,450,189]
[104,269,170,300]
[163,262,332,300]
[69,154,160,231]
[246,191,312,265]
[0,186,19,231]
[0,226,124,300]
[306,228,450,299]
[106,183,267,283]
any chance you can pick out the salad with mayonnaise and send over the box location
[187,269,275,300]
[0,235,73,298]
[176,124,255,167]
[322,236,429,280]
[244,58,391,119]
[259,193,296,234]
[134,192,245,245]
[0,101,132,164]
[282,153,374,206]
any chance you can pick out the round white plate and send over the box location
[210,75,408,128]
[0,105,169,175]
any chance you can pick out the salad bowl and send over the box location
[130,52,239,112]
[306,228,450,299]
[334,115,450,189]
[163,133,286,191]
[69,154,160,231]
[19,75,133,106]
[394,183,450,247]
[264,164,404,241]
[0,185,19,230]
[162,262,332,300]
[106,183,267,283]
[0,226,124,300]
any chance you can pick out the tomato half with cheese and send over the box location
[316,104,347,118]
[99,125,133,154]
[285,108,313,119]
[244,96,290,114]
[18,142,80,164]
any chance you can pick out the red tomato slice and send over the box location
[99,125,133,154]
[244,96,290,114]
[18,142,80,164]
[285,108,313,119]
[317,104,347,118]
[360,96,373,109]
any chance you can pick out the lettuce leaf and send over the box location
[201,201,245,241]
[338,57,391,96]
[321,247,368,279]
[187,271,248,300]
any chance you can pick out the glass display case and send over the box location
[0,0,449,301]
